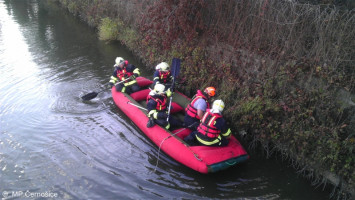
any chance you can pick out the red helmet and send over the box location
[204,87,216,97]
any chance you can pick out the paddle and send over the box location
[127,101,156,127]
[81,77,132,101]
[127,101,148,111]
[81,87,108,101]
[166,58,181,122]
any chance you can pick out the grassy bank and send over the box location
[51,0,354,198]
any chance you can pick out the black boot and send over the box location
[147,117,155,128]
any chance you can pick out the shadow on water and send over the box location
[0,0,333,199]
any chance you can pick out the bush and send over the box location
[98,17,119,41]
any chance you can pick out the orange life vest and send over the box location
[146,95,167,111]
[185,90,210,119]
[117,67,133,81]
[158,70,171,83]
[197,109,222,138]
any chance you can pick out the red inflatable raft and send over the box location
[112,77,249,173]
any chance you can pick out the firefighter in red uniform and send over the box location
[152,62,173,89]
[109,57,141,94]
[184,87,216,131]
[146,83,182,130]
[184,99,231,147]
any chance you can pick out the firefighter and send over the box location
[152,62,173,89]
[109,57,140,94]
[184,87,216,131]
[146,83,182,130]
[184,99,231,147]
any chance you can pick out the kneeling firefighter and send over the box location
[184,99,231,147]
[184,87,216,131]
[146,83,182,130]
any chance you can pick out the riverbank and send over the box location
[50,0,354,198]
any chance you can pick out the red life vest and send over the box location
[185,90,210,119]
[146,95,167,111]
[158,70,171,83]
[116,67,133,81]
[197,109,222,138]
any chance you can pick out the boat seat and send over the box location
[170,102,184,114]
[136,77,153,88]
[130,88,150,101]
[131,89,184,114]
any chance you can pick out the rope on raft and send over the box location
[153,126,204,173]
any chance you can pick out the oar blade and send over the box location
[171,58,181,78]
[81,92,99,101]
[166,58,181,122]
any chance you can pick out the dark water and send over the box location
[0,0,332,199]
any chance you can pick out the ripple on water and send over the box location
[0,131,28,188]
[49,85,110,115]
[50,97,108,115]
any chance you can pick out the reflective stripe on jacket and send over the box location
[196,134,222,146]
[158,70,171,83]
[117,68,134,81]
[117,67,138,87]
[197,110,222,138]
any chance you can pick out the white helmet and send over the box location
[212,99,225,113]
[154,83,165,95]
[115,57,124,65]
[156,62,169,71]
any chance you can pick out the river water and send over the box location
[0,0,332,199]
